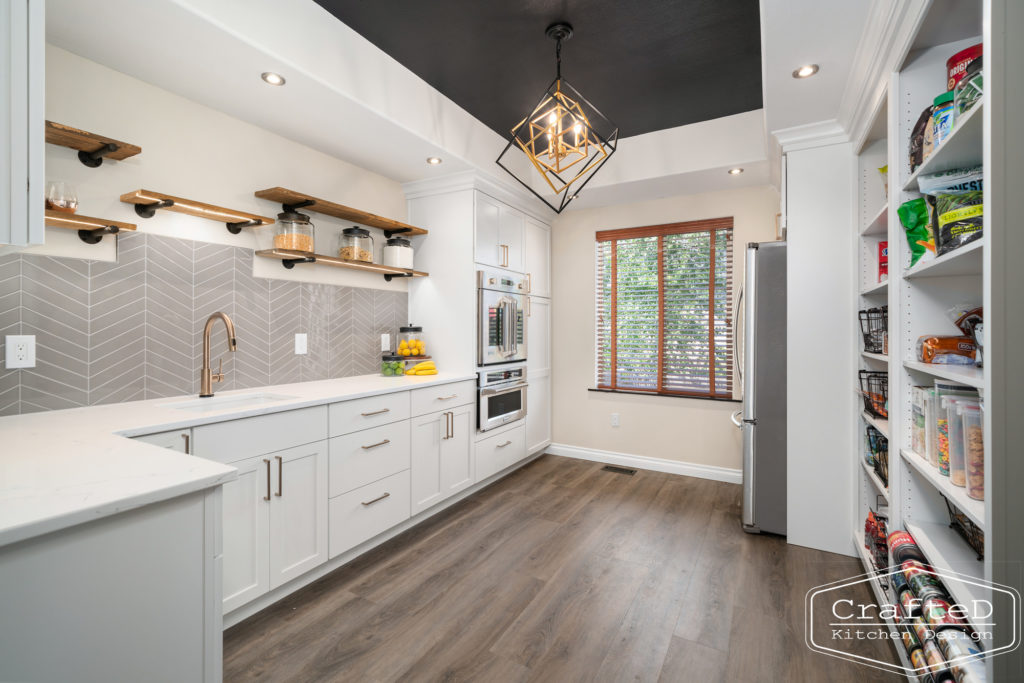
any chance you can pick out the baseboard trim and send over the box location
[546,443,743,485]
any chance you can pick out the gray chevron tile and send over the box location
[233,247,270,389]
[0,369,18,416]
[20,368,87,411]
[299,283,331,382]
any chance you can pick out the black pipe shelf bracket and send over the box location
[384,273,414,282]
[134,199,176,219]
[78,143,120,168]
[226,219,263,234]
[282,199,316,213]
[382,227,413,239]
[77,225,120,244]
[281,256,317,269]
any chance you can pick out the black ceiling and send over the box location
[314,0,763,139]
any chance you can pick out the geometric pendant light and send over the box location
[496,23,619,213]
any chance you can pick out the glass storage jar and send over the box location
[274,211,315,252]
[382,237,414,269]
[381,354,405,377]
[339,227,374,262]
[398,325,426,358]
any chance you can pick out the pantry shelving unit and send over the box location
[850,2,1023,680]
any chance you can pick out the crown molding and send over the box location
[773,119,849,153]
[402,171,555,224]
[839,0,932,151]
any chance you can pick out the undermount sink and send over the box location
[164,392,297,413]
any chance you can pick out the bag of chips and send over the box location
[898,198,936,267]
[932,190,983,255]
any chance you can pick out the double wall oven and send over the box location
[477,268,528,431]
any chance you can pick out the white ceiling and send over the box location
[45,0,875,211]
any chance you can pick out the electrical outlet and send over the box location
[610,413,620,427]
[380,333,390,352]
[5,335,36,369]
[294,333,307,355]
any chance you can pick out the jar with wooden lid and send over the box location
[339,227,374,263]
[274,211,315,252]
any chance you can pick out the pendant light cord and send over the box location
[556,37,562,80]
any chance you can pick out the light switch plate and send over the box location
[294,333,308,355]
[380,333,390,352]
[5,335,36,369]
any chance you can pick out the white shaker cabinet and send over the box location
[524,217,551,298]
[221,454,271,614]
[474,192,524,272]
[268,442,328,588]
[0,0,44,247]
[498,204,524,272]
[410,403,474,515]
[526,296,552,454]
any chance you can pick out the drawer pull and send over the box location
[263,459,271,501]
[437,394,458,401]
[181,433,190,454]
[361,492,391,506]
[361,408,391,417]
[361,439,391,450]
[497,440,512,448]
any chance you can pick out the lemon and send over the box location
[398,340,408,350]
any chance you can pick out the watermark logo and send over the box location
[805,565,1020,676]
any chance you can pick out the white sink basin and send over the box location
[164,392,297,413]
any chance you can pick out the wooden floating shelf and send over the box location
[254,187,428,237]
[255,249,428,282]
[120,190,274,233]
[45,120,141,167]
[44,209,137,244]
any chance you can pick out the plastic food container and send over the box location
[960,403,984,500]
[382,237,414,269]
[954,57,983,123]
[398,325,426,358]
[947,43,982,91]
[932,91,955,149]
[339,227,374,263]
[380,354,405,377]
[274,211,315,252]
[943,396,979,487]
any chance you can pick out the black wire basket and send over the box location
[859,370,889,419]
[945,497,984,561]
[859,306,888,354]
[866,426,889,487]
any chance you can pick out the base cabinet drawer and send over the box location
[329,422,411,497]
[329,392,410,437]
[329,470,411,559]
[410,380,475,417]
[192,406,327,464]
[475,425,527,482]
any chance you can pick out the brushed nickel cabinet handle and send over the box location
[449,411,454,439]
[361,408,391,417]
[445,411,452,440]
[263,459,271,501]
[361,492,390,506]
[181,433,190,454]
[361,439,391,450]
[275,455,283,497]
[497,440,512,448]
[437,394,458,401]
[527,272,532,293]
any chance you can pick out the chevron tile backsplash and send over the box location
[0,232,407,416]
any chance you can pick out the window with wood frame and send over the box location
[595,218,734,398]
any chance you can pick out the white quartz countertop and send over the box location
[0,372,474,548]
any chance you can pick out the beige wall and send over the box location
[550,185,780,470]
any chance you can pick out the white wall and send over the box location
[785,142,856,556]
[549,185,780,474]
[35,46,409,291]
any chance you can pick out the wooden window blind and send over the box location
[595,218,734,398]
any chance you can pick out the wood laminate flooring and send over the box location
[224,455,902,682]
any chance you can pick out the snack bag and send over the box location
[898,198,936,267]
[933,190,983,255]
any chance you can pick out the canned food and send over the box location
[923,597,970,633]
[901,589,924,618]
[902,625,922,654]
[923,637,956,681]
[891,568,910,596]
[910,617,934,643]
[936,629,986,683]
[889,531,927,564]
[908,646,930,678]
[916,582,952,606]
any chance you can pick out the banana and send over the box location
[415,369,438,375]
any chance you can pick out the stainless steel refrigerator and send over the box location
[735,241,786,535]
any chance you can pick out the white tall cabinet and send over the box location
[0,0,44,247]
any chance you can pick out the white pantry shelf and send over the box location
[900,448,985,528]
[904,520,988,614]
[861,204,888,236]
[860,279,889,296]
[903,239,983,279]
[903,360,984,389]
[861,411,889,439]
[861,352,888,363]
[862,460,889,501]
[902,101,983,192]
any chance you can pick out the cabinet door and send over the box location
[498,205,525,272]
[269,442,328,589]
[222,455,271,613]
[410,411,444,515]
[524,217,551,298]
[527,296,550,373]
[0,0,44,248]
[441,404,474,498]
[475,193,501,266]
[526,374,552,456]
[134,429,192,454]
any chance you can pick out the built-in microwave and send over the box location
[478,364,528,432]
[478,269,527,366]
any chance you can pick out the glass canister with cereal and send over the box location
[339,227,374,263]
[274,211,316,252]
[398,324,427,358]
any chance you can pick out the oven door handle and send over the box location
[508,300,517,356]
[480,382,528,397]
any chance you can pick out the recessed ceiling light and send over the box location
[261,72,286,86]
[728,168,744,175]
[426,157,443,165]
[792,64,819,79]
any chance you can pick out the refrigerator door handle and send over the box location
[742,246,758,422]
[735,286,744,385]
[741,422,756,529]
